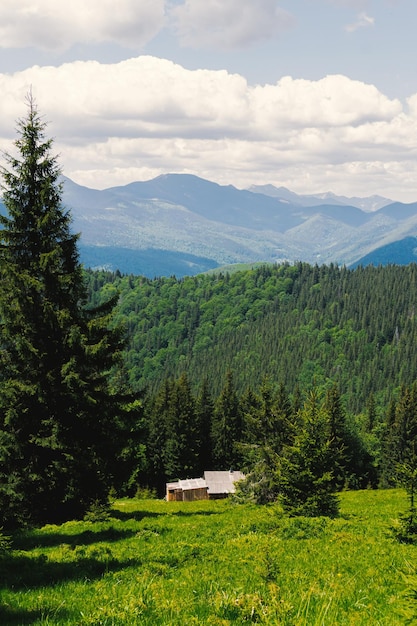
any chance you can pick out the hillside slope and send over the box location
[88,262,417,414]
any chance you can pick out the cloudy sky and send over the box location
[1,0,417,201]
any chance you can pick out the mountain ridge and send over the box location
[5,174,417,276]
[248,183,392,211]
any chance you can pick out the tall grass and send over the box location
[0,489,416,624]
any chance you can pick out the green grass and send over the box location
[1,489,416,625]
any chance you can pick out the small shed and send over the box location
[166,477,208,502]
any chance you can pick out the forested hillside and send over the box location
[86,262,417,414]
[82,262,417,496]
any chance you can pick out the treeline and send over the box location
[134,372,373,497]
[86,261,417,414]
[122,370,417,507]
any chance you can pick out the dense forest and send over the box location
[86,261,417,412]
[83,262,417,500]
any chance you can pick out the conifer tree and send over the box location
[380,396,398,487]
[195,379,214,473]
[146,379,172,492]
[323,383,374,490]
[164,373,198,478]
[212,370,242,469]
[280,389,339,517]
[324,384,349,489]
[386,384,417,475]
[0,97,126,527]
[366,392,377,433]
[237,379,293,504]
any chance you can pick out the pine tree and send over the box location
[146,379,172,493]
[324,384,349,489]
[237,379,289,504]
[324,383,375,490]
[380,396,398,487]
[212,370,242,469]
[195,379,214,473]
[0,97,127,527]
[280,389,339,517]
[164,373,198,479]
[386,384,417,475]
[237,379,295,503]
[366,392,377,433]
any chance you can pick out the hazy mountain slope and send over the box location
[63,175,310,269]
[377,201,417,220]
[106,174,304,231]
[2,174,415,276]
[79,244,219,277]
[299,204,372,228]
[351,236,417,268]
[59,174,417,274]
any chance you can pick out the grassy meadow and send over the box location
[1,489,417,625]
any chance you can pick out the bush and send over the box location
[0,529,11,555]
[391,510,417,544]
[83,500,112,523]
[135,486,157,500]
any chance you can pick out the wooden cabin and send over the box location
[166,478,208,502]
[166,470,244,501]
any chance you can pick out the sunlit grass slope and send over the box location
[1,489,416,625]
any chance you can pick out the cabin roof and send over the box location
[204,470,245,494]
[167,477,207,492]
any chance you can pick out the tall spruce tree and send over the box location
[279,389,339,517]
[0,97,126,528]
[146,379,172,493]
[195,379,214,473]
[237,379,293,504]
[212,370,242,469]
[164,373,198,479]
[324,384,349,490]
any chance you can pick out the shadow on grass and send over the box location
[0,552,143,591]
[13,525,139,551]
[110,509,164,522]
[0,605,72,626]
[111,508,222,522]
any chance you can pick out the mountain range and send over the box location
[5,174,417,277]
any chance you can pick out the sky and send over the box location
[1,0,417,202]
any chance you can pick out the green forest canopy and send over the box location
[86,261,417,415]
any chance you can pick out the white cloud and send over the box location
[345,11,375,32]
[2,59,398,138]
[0,0,165,50]
[249,75,399,132]
[1,56,417,201]
[170,0,295,49]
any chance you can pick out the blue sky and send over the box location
[1,0,417,202]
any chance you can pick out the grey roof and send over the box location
[204,470,245,494]
[167,478,207,492]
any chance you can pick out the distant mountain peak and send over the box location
[248,184,392,212]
